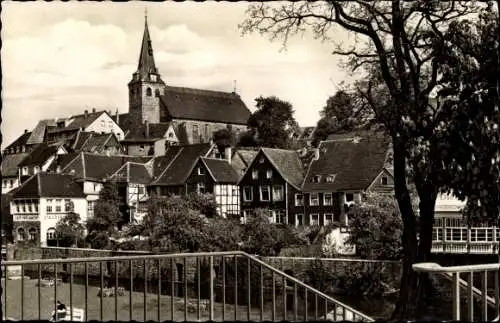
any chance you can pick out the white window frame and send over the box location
[295,194,304,206]
[55,199,62,212]
[243,186,253,202]
[310,213,319,226]
[310,193,319,206]
[22,167,28,176]
[266,170,273,179]
[197,182,206,194]
[326,174,336,183]
[34,165,40,174]
[274,210,287,224]
[272,185,284,201]
[198,167,205,175]
[260,186,271,202]
[324,213,334,226]
[323,193,333,206]
[312,175,321,183]
[28,228,37,241]
[252,170,258,180]
[46,228,56,241]
[295,213,304,227]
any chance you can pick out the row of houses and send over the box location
[4,129,395,247]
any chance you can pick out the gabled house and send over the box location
[121,121,179,156]
[300,132,392,227]
[1,153,30,193]
[108,162,153,223]
[66,131,123,155]
[10,172,87,246]
[238,148,305,224]
[230,148,259,180]
[148,143,215,196]
[17,143,68,184]
[2,130,35,155]
[186,154,240,218]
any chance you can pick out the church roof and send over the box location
[137,16,158,77]
[160,86,251,125]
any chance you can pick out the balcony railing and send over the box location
[1,251,373,322]
[432,226,499,254]
[413,262,500,321]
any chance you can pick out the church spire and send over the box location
[137,11,158,76]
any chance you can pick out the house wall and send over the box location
[129,79,164,124]
[239,151,288,222]
[289,192,343,226]
[185,160,215,195]
[85,113,125,140]
[11,197,87,246]
[170,119,247,145]
[214,184,240,218]
[125,143,155,156]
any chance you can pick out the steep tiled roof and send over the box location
[1,153,30,177]
[231,149,259,179]
[260,148,305,189]
[160,86,251,125]
[64,111,108,131]
[302,132,390,192]
[74,132,119,153]
[108,162,152,184]
[27,119,57,145]
[18,144,62,167]
[151,143,213,186]
[13,173,85,198]
[46,153,80,172]
[123,122,171,142]
[151,146,184,179]
[5,132,32,151]
[201,157,239,183]
[61,153,152,182]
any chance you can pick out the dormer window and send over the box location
[259,157,265,164]
[34,166,40,174]
[326,174,336,183]
[252,170,258,180]
[312,175,321,183]
[198,167,205,175]
[266,170,273,179]
[21,146,26,153]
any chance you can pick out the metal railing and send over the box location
[1,251,373,322]
[413,262,500,321]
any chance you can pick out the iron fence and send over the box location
[2,251,373,322]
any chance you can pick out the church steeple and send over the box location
[137,11,158,76]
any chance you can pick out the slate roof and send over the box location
[160,86,251,125]
[151,146,184,179]
[12,173,85,198]
[46,153,80,172]
[260,148,305,189]
[18,144,62,167]
[61,153,153,182]
[123,122,171,142]
[4,132,32,151]
[64,111,108,131]
[302,132,391,192]
[231,149,259,179]
[27,119,57,145]
[201,157,239,183]
[73,132,119,152]
[150,143,213,186]
[108,162,152,184]
[1,153,30,177]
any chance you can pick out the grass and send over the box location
[2,278,298,321]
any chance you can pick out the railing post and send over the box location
[452,272,461,320]
[467,228,472,254]
[494,227,498,254]
[209,256,214,321]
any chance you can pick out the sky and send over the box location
[1,2,353,148]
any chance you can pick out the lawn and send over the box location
[2,278,297,321]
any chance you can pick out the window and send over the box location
[16,202,20,213]
[88,201,94,217]
[205,124,209,139]
[324,193,333,206]
[310,193,319,206]
[272,185,284,201]
[198,167,205,175]
[22,167,28,176]
[192,124,199,142]
[252,170,258,180]
[197,183,206,194]
[243,186,253,202]
[27,203,32,213]
[295,194,304,206]
[259,157,265,164]
[155,89,160,97]
[34,202,38,212]
[46,228,56,241]
[324,213,334,226]
[46,199,53,212]
[274,210,287,224]
[346,193,354,202]
[22,146,26,152]
[266,170,273,179]
[150,74,157,82]
[326,174,336,183]
[34,166,40,174]
[2,180,6,188]
[312,175,321,183]
[55,199,62,212]
[28,228,37,241]
[17,228,25,241]
[21,203,26,213]
[310,214,319,226]
[138,186,145,195]
[260,186,270,201]
[381,176,389,185]
[64,199,73,212]
[146,87,152,96]
[296,214,304,226]
[9,179,14,187]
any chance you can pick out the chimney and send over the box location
[84,110,88,118]
[92,108,96,113]
[24,129,28,134]
[145,120,149,138]
[115,109,119,124]
[224,146,232,164]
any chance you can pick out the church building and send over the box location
[117,16,251,145]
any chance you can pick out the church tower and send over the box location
[128,14,165,124]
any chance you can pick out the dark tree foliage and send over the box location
[213,127,236,151]
[246,96,299,149]
[240,1,491,319]
[54,212,86,247]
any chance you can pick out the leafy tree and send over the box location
[54,212,86,247]
[213,126,236,151]
[246,96,300,149]
[347,193,403,260]
[237,129,259,147]
[240,2,487,319]
[185,193,218,218]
